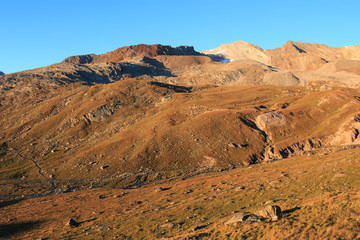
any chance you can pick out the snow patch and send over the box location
[220,58,230,63]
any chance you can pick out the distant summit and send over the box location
[63,44,201,64]
[0,71,4,75]
[202,40,270,64]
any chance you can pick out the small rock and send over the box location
[225,212,260,225]
[228,143,238,148]
[191,225,207,231]
[184,189,193,194]
[155,187,166,192]
[67,218,78,227]
[100,165,109,170]
[160,223,175,228]
[235,186,246,191]
[92,211,103,215]
[98,225,110,231]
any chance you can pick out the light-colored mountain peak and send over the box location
[202,40,270,64]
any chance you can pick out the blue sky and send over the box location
[1,0,360,74]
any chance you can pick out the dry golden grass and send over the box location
[1,147,360,239]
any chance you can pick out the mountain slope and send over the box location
[2,41,360,239]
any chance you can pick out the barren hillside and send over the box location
[1,41,360,239]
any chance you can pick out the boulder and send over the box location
[255,205,282,221]
[67,218,78,227]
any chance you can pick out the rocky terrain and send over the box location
[1,41,360,239]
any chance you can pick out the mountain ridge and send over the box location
[62,44,201,64]
[203,40,360,72]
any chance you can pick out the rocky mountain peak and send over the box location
[283,40,307,53]
[62,44,201,65]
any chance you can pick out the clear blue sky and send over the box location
[1,0,360,74]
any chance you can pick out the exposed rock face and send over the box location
[0,71,4,75]
[62,44,201,64]
[62,54,96,64]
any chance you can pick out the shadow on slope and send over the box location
[150,81,192,93]
[0,221,42,238]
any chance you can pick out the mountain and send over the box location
[203,40,360,72]
[1,41,360,239]
[0,71,4,75]
[2,42,360,180]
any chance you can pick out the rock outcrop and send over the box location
[62,54,96,64]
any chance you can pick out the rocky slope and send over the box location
[1,41,360,239]
[1,147,360,239]
[2,42,360,181]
